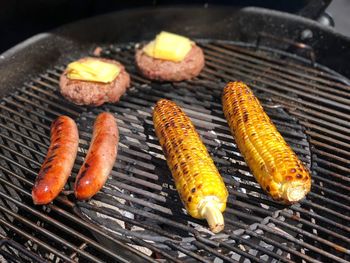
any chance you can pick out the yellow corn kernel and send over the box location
[222,81,311,204]
[153,99,228,233]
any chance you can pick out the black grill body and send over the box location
[0,6,349,263]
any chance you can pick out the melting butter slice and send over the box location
[143,31,192,62]
[67,58,120,83]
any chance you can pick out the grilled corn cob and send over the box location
[222,81,311,204]
[153,99,228,233]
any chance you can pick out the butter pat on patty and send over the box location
[67,58,121,83]
[143,31,192,62]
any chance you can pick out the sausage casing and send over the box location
[74,112,118,200]
[222,81,311,204]
[32,116,79,205]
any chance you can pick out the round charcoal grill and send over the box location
[0,6,350,263]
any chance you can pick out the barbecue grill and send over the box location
[0,6,350,263]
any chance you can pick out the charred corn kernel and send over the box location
[153,99,228,233]
[222,81,311,204]
[143,31,192,62]
[67,58,120,83]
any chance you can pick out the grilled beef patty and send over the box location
[135,45,205,82]
[59,58,130,106]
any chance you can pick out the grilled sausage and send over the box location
[74,112,118,200]
[222,81,311,204]
[32,116,79,205]
[153,99,228,233]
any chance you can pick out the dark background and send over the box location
[0,0,348,53]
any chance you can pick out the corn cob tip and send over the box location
[282,182,309,203]
[199,197,225,233]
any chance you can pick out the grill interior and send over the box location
[0,40,349,263]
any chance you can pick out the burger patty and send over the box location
[135,45,205,82]
[59,58,130,106]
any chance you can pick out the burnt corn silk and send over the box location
[222,81,311,204]
[153,99,228,233]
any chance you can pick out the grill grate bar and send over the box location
[0,218,76,263]
[2,98,54,123]
[0,132,46,158]
[290,107,350,130]
[203,47,350,99]
[0,123,47,149]
[192,240,238,263]
[9,94,66,118]
[291,205,350,233]
[312,184,350,206]
[280,210,350,244]
[164,240,213,263]
[202,66,350,113]
[314,148,349,166]
[0,154,37,177]
[259,224,349,263]
[220,238,292,263]
[24,82,61,99]
[38,74,59,85]
[0,237,48,263]
[310,176,350,203]
[0,143,41,167]
[25,81,84,114]
[200,76,350,128]
[269,217,350,255]
[296,113,350,139]
[0,112,49,139]
[79,203,180,240]
[204,54,350,107]
[129,238,181,263]
[0,103,50,131]
[300,199,350,221]
[31,78,59,91]
[310,139,350,158]
[315,160,350,178]
[20,88,80,117]
[307,131,350,152]
[228,226,322,263]
[0,165,34,187]
[214,43,350,86]
[0,204,105,263]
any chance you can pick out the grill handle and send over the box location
[297,0,332,20]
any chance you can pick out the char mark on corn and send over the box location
[153,99,228,233]
[222,81,311,204]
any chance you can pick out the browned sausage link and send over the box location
[74,112,118,200]
[32,116,79,205]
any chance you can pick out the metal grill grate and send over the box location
[0,40,349,262]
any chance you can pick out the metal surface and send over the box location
[0,39,349,262]
[2,6,350,97]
